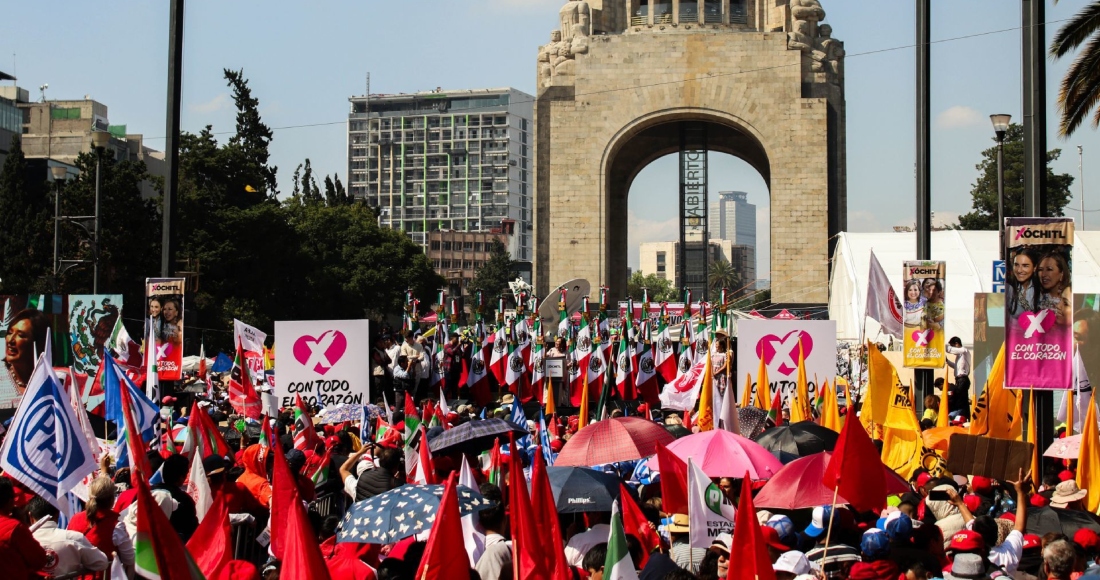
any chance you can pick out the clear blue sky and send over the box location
[3,0,1098,280]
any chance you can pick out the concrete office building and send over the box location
[638,239,754,291]
[347,87,535,265]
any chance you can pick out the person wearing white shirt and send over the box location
[564,512,611,567]
[946,336,972,419]
[28,498,109,578]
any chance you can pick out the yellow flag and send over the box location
[697,349,714,431]
[937,378,950,428]
[821,379,842,432]
[789,389,807,423]
[545,379,557,416]
[1077,387,1100,512]
[755,354,772,412]
[1067,388,1075,437]
[840,376,853,410]
[741,373,752,409]
[579,364,590,428]
[796,341,810,420]
[1027,392,1040,479]
[882,426,923,480]
[969,345,1022,440]
[861,342,893,429]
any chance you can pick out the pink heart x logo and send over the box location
[1019,309,1055,339]
[911,329,933,346]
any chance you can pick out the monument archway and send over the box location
[535,0,846,304]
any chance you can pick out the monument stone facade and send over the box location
[534,0,846,304]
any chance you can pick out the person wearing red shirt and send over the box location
[0,476,49,579]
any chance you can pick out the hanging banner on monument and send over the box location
[735,320,836,408]
[146,278,185,381]
[274,319,370,408]
[902,261,946,368]
[1005,218,1074,390]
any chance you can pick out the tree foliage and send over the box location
[626,271,677,302]
[469,239,515,305]
[958,124,1075,230]
[708,258,743,296]
[0,137,52,293]
[1050,1,1100,137]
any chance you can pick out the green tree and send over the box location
[731,288,770,311]
[224,69,278,197]
[958,124,1075,230]
[708,258,742,295]
[53,149,161,308]
[626,271,677,302]
[1051,1,1100,137]
[469,239,515,305]
[0,136,52,293]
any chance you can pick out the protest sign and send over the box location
[234,319,268,383]
[274,319,370,408]
[146,278,185,381]
[946,434,1033,482]
[735,320,836,408]
[1004,218,1074,389]
[902,261,946,368]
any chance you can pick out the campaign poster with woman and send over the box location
[1004,217,1073,390]
[902,261,946,368]
[145,278,186,381]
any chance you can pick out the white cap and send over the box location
[773,551,811,575]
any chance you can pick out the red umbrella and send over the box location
[754,452,911,510]
[555,417,675,467]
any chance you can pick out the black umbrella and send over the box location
[755,421,838,458]
[663,424,691,439]
[738,407,769,439]
[427,418,528,456]
[547,466,621,513]
[1026,506,1100,537]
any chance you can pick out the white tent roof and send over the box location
[829,230,1100,346]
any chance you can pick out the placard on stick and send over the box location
[946,434,1034,481]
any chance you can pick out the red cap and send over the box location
[916,472,932,488]
[970,476,993,495]
[550,439,564,453]
[1030,494,1050,508]
[949,530,986,553]
[1023,534,1043,550]
[1060,469,1076,482]
[760,525,790,552]
[1001,512,1016,523]
[1075,528,1100,551]
[325,435,340,449]
[963,494,982,514]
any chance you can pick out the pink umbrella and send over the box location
[555,417,676,467]
[1045,434,1082,460]
[754,452,913,510]
[645,429,784,479]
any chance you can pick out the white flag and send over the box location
[866,249,903,337]
[687,458,735,548]
[459,455,486,566]
[186,445,213,520]
[660,349,707,411]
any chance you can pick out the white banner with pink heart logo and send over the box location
[735,320,837,408]
[273,319,370,408]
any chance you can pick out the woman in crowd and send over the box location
[68,476,134,579]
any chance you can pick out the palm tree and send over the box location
[708,258,742,296]
[1051,1,1100,136]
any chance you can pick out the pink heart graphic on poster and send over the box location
[292,330,348,375]
[1018,309,1056,339]
[911,329,933,346]
[756,330,813,376]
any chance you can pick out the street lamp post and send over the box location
[50,166,67,290]
[90,131,109,294]
[990,114,1011,259]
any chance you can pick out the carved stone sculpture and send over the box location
[560,0,591,43]
[787,20,813,54]
[788,0,825,51]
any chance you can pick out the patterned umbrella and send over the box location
[427,418,528,457]
[316,404,370,425]
[738,407,769,439]
[555,417,675,467]
[337,484,495,544]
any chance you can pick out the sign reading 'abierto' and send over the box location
[274,319,370,408]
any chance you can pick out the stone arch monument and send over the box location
[534,0,846,304]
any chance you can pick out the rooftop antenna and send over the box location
[39,83,48,102]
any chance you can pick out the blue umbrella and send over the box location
[548,466,621,513]
[316,403,370,425]
[337,484,494,544]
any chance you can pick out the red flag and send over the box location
[531,449,570,580]
[186,401,231,460]
[404,392,419,418]
[228,341,261,419]
[134,475,206,580]
[186,491,232,578]
[509,438,548,580]
[293,393,322,451]
[655,442,689,515]
[282,478,333,580]
[415,474,470,580]
[270,430,298,560]
[729,470,777,580]
[619,483,660,568]
[418,424,437,485]
[822,408,888,514]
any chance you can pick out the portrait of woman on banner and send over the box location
[0,309,50,408]
[903,279,925,329]
[1038,251,1072,326]
[922,278,945,332]
[1007,247,1041,318]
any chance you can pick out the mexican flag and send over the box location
[653,304,677,383]
[604,500,638,580]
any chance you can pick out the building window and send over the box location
[442,242,452,251]
[430,241,440,250]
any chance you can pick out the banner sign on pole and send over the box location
[146,278,185,381]
[735,320,837,407]
[902,261,946,368]
[1005,217,1074,390]
[274,319,370,408]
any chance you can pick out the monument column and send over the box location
[722,0,730,24]
[672,0,681,24]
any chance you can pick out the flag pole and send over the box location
[821,484,840,564]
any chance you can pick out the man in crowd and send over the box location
[27,497,109,578]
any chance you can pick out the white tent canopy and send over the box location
[829,230,1100,347]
